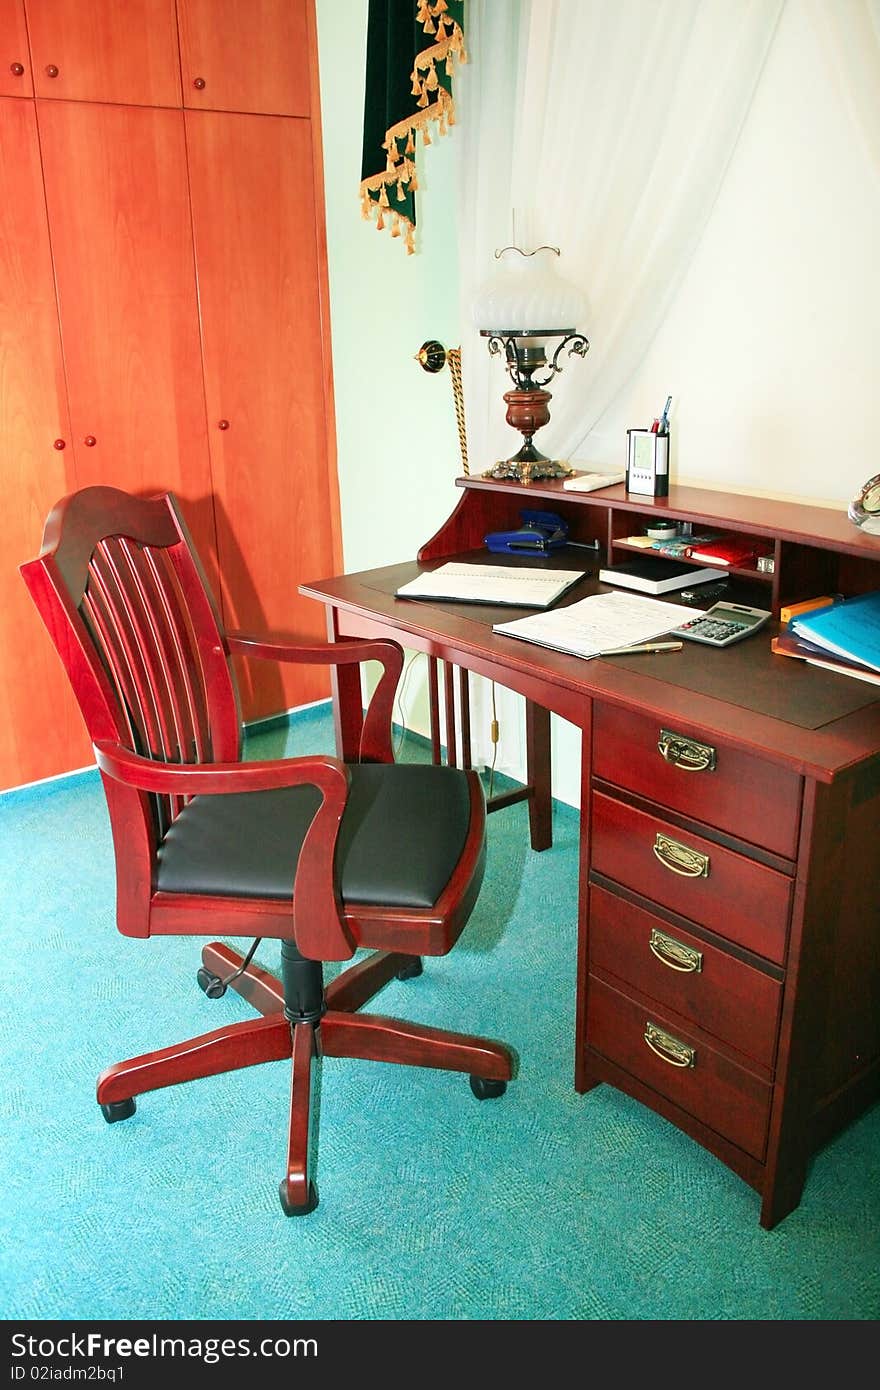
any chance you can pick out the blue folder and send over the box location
[791,589,880,672]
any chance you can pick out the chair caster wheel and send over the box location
[279,1179,319,1216]
[470,1076,506,1101]
[197,966,227,999]
[395,956,423,981]
[100,1098,136,1123]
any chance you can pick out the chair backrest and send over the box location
[21,487,244,929]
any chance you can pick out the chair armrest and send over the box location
[226,632,404,764]
[93,740,356,960]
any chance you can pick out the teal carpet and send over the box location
[1,703,878,1322]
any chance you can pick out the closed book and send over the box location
[598,558,728,595]
[689,538,758,567]
[791,589,880,672]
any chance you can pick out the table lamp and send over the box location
[472,245,589,481]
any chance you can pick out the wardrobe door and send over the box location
[25,0,181,106]
[177,0,310,116]
[186,109,339,718]
[1,0,31,96]
[36,99,218,575]
[0,96,87,788]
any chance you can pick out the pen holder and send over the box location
[626,429,669,497]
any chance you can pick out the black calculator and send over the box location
[670,601,772,647]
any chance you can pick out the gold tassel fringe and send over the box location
[358,11,465,255]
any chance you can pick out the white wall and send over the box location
[315,0,880,807]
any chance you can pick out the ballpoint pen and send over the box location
[601,640,683,656]
[658,395,673,433]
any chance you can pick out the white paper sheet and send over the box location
[493,589,706,658]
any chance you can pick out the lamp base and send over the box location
[482,454,574,483]
[481,386,574,483]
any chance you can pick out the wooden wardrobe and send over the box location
[0,0,341,789]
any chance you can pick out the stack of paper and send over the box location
[790,590,880,674]
[771,630,880,685]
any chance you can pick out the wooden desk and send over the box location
[301,476,880,1228]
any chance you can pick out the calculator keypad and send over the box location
[680,618,747,640]
[671,603,772,646]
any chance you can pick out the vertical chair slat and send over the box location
[143,545,213,766]
[80,586,139,755]
[116,539,191,820]
[443,660,457,767]
[88,544,172,834]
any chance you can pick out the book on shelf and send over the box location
[688,538,761,567]
[771,630,880,686]
[597,557,728,596]
[394,561,586,609]
[649,532,718,558]
[790,589,880,673]
[493,589,699,660]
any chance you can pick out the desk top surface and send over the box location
[301,551,880,783]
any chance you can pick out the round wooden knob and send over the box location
[10,62,25,76]
[193,77,206,90]
[84,435,96,447]
[218,419,229,430]
[45,64,59,78]
[53,438,66,450]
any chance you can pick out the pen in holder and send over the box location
[626,427,669,497]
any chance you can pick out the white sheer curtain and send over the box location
[811,0,880,179]
[453,0,784,773]
[457,0,785,470]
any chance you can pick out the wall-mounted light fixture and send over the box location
[415,339,469,475]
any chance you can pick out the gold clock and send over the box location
[848,474,880,534]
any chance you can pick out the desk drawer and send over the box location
[587,976,771,1161]
[591,792,791,965]
[589,885,781,1070]
[592,704,801,860]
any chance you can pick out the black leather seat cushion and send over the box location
[157,762,476,910]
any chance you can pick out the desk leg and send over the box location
[525,700,552,851]
[574,717,601,1095]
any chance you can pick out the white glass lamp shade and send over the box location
[472,245,587,335]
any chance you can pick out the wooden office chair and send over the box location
[21,486,514,1215]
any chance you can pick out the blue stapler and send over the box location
[485,510,569,555]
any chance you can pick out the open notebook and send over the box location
[395,562,586,609]
[493,589,704,658]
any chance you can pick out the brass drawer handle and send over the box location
[644,1021,695,1068]
[649,928,703,973]
[657,729,716,772]
[653,832,710,878]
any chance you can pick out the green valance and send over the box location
[360,0,466,254]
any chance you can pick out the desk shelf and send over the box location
[610,540,774,587]
[419,476,880,617]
